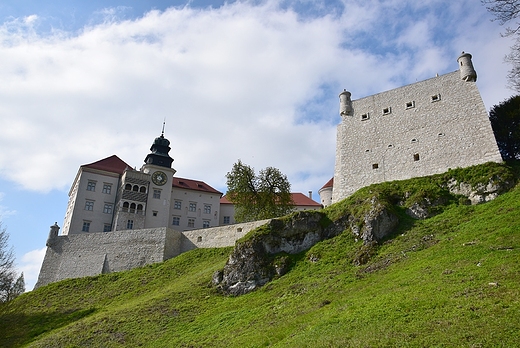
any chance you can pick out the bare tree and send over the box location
[0,222,24,302]
[483,0,520,91]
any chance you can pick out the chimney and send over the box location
[308,191,312,200]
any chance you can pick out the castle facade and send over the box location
[324,52,502,204]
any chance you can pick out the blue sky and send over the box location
[0,0,516,290]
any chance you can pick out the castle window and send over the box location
[153,189,161,199]
[203,220,210,228]
[125,184,132,190]
[132,185,139,192]
[174,200,182,210]
[139,186,146,193]
[188,218,195,228]
[382,107,391,115]
[82,221,91,232]
[137,204,143,213]
[103,203,113,214]
[122,201,129,212]
[172,216,180,226]
[103,224,111,232]
[406,101,415,109]
[372,163,379,169]
[189,202,197,212]
[197,236,203,242]
[365,149,370,153]
[237,228,243,232]
[438,132,445,137]
[102,183,112,194]
[223,216,230,224]
[130,203,136,213]
[127,220,134,229]
[87,181,96,191]
[411,138,417,143]
[152,211,158,217]
[388,144,393,148]
[431,94,441,102]
[414,153,420,161]
[85,200,94,211]
[361,113,370,121]
[204,204,211,214]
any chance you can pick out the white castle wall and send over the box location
[332,70,502,202]
[35,220,270,288]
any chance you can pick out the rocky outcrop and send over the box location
[447,178,514,205]
[213,198,399,296]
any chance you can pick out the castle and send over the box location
[318,52,502,206]
[36,52,502,288]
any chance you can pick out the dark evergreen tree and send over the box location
[489,95,520,160]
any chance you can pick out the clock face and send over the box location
[152,171,168,186]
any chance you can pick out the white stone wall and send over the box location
[332,71,502,202]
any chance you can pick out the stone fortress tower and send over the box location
[330,52,502,203]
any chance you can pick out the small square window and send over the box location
[189,202,197,212]
[102,184,112,194]
[153,211,158,217]
[197,236,203,242]
[103,224,111,232]
[406,101,415,109]
[223,216,230,224]
[431,94,441,102]
[153,189,161,199]
[187,218,195,228]
[361,113,370,121]
[87,181,96,191]
[174,200,182,210]
[204,204,211,214]
[372,163,379,169]
[172,216,180,226]
[203,220,210,228]
[382,107,391,115]
[414,153,420,161]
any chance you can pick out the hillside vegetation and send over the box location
[1,163,519,347]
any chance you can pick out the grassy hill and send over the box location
[1,163,519,347]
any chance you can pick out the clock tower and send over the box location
[112,129,177,231]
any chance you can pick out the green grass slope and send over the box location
[1,167,519,347]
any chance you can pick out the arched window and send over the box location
[130,203,136,213]
[132,185,139,192]
[139,186,146,193]
[123,202,129,212]
[125,184,132,190]
[137,204,143,213]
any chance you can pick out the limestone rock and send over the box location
[214,199,399,295]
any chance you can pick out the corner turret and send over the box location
[339,89,352,116]
[457,51,477,82]
[46,222,60,247]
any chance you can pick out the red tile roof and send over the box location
[82,155,132,175]
[320,177,334,190]
[173,177,222,195]
[220,193,321,207]
[290,192,321,207]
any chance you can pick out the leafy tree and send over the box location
[482,0,520,91]
[489,95,520,160]
[225,160,293,222]
[0,222,24,303]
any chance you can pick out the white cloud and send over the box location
[0,0,514,197]
[0,192,16,218]
[16,247,46,291]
